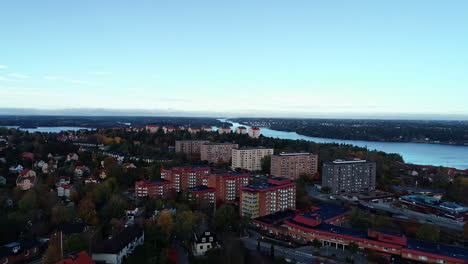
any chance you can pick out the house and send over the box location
[0,239,43,264]
[22,152,34,160]
[0,176,6,185]
[9,164,23,173]
[92,226,144,264]
[192,229,219,256]
[58,184,74,198]
[84,176,98,184]
[123,163,136,169]
[66,153,79,162]
[35,160,46,169]
[16,169,37,190]
[57,251,95,264]
[217,126,231,134]
[42,161,57,173]
[75,166,90,177]
[56,176,71,187]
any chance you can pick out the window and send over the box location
[199,245,204,250]
[419,256,428,261]
[202,238,206,243]
[436,260,445,264]
[209,237,213,242]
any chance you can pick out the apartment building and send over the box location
[175,140,209,155]
[240,177,296,218]
[203,172,250,202]
[161,166,211,193]
[248,127,261,138]
[135,179,172,198]
[200,142,238,163]
[322,159,376,194]
[271,152,318,180]
[232,147,274,171]
[217,126,231,134]
[235,126,248,134]
[188,186,216,208]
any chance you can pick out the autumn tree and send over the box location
[157,209,174,238]
[78,197,99,225]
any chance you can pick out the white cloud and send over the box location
[0,76,18,82]
[43,75,95,86]
[9,73,30,79]
[0,65,8,70]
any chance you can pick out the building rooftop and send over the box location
[95,226,143,254]
[189,185,215,192]
[325,159,371,164]
[392,186,445,194]
[406,238,468,260]
[275,152,314,156]
[254,209,296,225]
[305,203,350,221]
[233,147,273,150]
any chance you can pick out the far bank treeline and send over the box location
[232,118,468,145]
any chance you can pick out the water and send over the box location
[1,126,95,133]
[219,119,468,170]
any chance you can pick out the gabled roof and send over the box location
[57,251,95,264]
[95,226,143,254]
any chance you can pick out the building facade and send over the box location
[135,179,172,199]
[240,177,296,218]
[248,127,261,138]
[175,140,209,155]
[271,152,318,180]
[200,142,238,164]
[232,147,274,171]
[203,172,250,202]
[235,126,248,134]
[322,159,376,194]
[188,186,216,208]
[161,166,211,193]
[217,126,231,134]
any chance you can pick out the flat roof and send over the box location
[392,186,445,194]
[406,238,468,260]
[275,152,314,156]
[305,203,350,221]
[233,147,273,150]
[189,185,215,192]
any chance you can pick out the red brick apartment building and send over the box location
[161,166,211,192]
[240,177,296,218]
[200,142,238,164]
[175,140,209,155]
[188,185,216,208]
[252,204,468,264]
[202,172,250,202]
[270,152,318,180]
[135,179,172,198]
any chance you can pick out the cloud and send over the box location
[0,76,18,82]
[9,73,30,79]
[43,75,95,86]
[0,65,8,70]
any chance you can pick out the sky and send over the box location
[0,1,467,119]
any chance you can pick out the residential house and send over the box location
[35,160,46,169]
[201,126,212,132]
[66,153,79,162]
[248,127,261,138]
[84,176,98,184]
[192,229,219,256]
[56,176,71,187]
[22,152,34,160]
[235,126,248,134]
[0,240,43,264]
[75,166,90,177]
[92,226,144,264]
[123,163,136,169]
[57,184,74,198]
[16,169,37,190]
[188,127,201,134]
[9,164,23,173]
[163,125,176,134]
[217,126,231,134]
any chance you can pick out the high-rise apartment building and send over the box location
[231,147,274,171]
[322,159,376,194]
[271,152,318,180]
[203,172,250,202]
[161,166,211,192]
[248,127,261,138]
[175,140,209,155]
[135,179,172,198]
[240,177,296,218]
[200,142,238,163]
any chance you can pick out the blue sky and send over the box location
[1,1,467,118]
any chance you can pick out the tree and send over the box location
[261,155,271,174]
[157,209,174,238]
[213,204,236,232]
[42,238,61,264]
[417,224,440,242]
[174,210,198,242]
[348,242,359,254]
[100,195,128,220]
[312,238,321,248]
[78,197,99,225]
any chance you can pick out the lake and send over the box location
[219,119,468,170]
[1,126,95,133]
